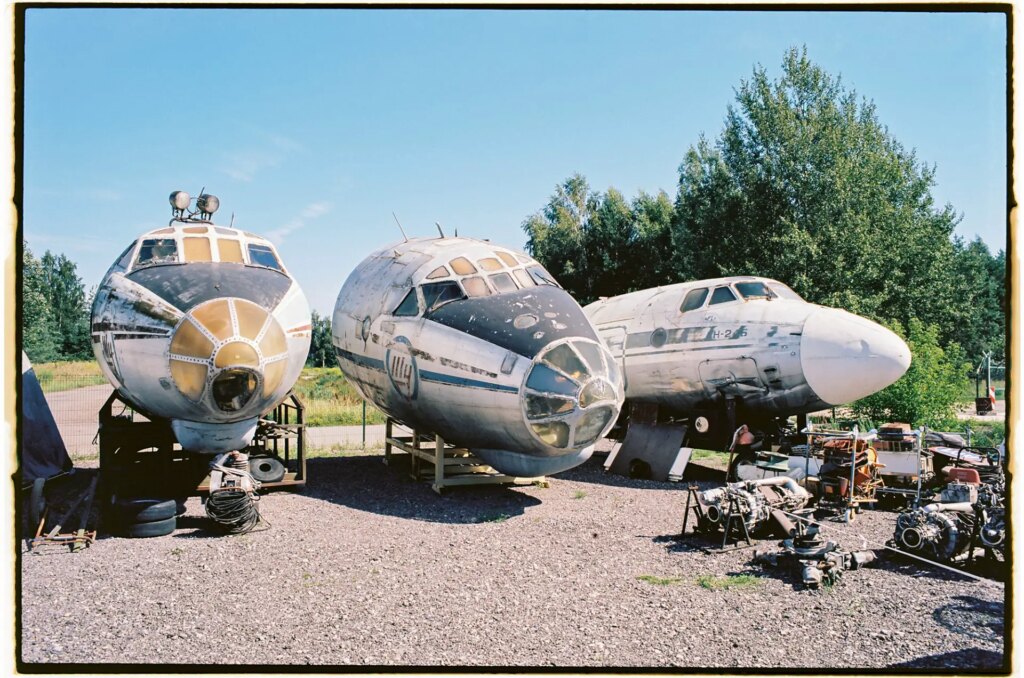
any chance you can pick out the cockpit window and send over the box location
[462,276,492,297]
[183,237,213,262]
[478,257,503,272]
[488,272,518,294]
[496,251,518,267]
[113,243,136,271]
[247,244,283,272]
[426,265,449,280]
[768,282,803,301]
[709,286,738,305]
[393,288,420,316]
[680,288,709,312]
[526,265,561,288]
[135,238,178,267]
[735,281,776,300]
[512,269,536,288]
[449,257,477,275]
[422,281,465,311]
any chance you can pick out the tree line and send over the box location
[523,48,1005,427]
[22,245,93,363]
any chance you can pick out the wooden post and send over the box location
[384,418,393,465]
[434,433,444,491]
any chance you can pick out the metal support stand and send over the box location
[680,485,705,536]
[720,493,754,549]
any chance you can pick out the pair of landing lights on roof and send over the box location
[170,190,220,217]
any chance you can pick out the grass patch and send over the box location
[307,442,385,458]
[690,449,724,461]
[285,367,387,427]
[696,574,761,590]
[636,575,682,586]
[478,513,511,523]
[572,490,587,499]
[32,360,107,393]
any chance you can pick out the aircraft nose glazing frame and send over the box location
[521,338,624,450]
[167,297,291,412]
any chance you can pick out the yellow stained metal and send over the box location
[214,341,260,368]
[496,251,518,267]
[170,360,208,400]
[477,257,503,271]
[262,359,287,396]
[235,300,268,339]
[259,320,287,358]
[170,319,214,358]
[184,237,213,262]
[449,257,477,275]
[218,238,244,263]
[193,299,233,340]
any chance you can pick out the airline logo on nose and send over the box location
[385,336,419,400]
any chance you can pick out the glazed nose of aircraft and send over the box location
[800,307,911,406]
[521,339,623,451]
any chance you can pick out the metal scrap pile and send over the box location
[696,476,811,537]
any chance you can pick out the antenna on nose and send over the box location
[392,212,409,243]
[435,222,446,238]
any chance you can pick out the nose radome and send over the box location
[800,308,911,406]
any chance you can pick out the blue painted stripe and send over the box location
[420,370,519,393]
[336,348,385,371]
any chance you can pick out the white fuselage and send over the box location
[333,236,624,478]
[585,277,911,417]
[91,220,311,453]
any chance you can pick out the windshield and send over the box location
[734,281,776,300]
[526,265,561,288]
[767,282,804,301]
[422,281,466,312]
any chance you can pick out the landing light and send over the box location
[197,194,220,215]
[169,191,190,211]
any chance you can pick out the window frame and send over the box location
[708,285,739,306]
[679,287,710,313]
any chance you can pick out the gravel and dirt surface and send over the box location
[19,451,1007,671]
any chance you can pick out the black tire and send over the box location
[249,456,286,483]
[29,477,46,530]
[114,497,177,523]
[122,515,176,538]
[175,498,188,516]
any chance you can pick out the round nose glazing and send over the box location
[523,338,623,449]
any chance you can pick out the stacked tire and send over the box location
[112,496,186,538]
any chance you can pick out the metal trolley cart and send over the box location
[803,426,883,522]
[872,426,929,509]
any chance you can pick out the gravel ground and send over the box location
[19,451,1007,671]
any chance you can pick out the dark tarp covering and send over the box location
[20,352,73,486]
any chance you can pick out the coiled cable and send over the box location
[205,452,269,534]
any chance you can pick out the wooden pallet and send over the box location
[383,419,545,494]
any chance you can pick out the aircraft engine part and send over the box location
[893,504,973,562]
[91,193,311,454]
[754,521,877,589]
[698,476,810,534]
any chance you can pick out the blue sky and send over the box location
[22,8,1008,315]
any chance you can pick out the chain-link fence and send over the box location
[32,366,110,460]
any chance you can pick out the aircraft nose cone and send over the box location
[800,308,911,406]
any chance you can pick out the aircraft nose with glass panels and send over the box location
[90,192,311,453]
[332,236,624,478]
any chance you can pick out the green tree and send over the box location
[39,251,92,359]
[852,319,970,428]
[947,237,1005,361]
[306,311,335,368]
[523,177,678,305]
[22,245,60,363]
[674,46,964,337]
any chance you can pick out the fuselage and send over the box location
[584,276,911,418]
[91,211,311,453]
[332,236,624,477]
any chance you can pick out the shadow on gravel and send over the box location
[874,553,992,584]
[932,595,1005,642]
[554,454,720,490]
[887,648,1004,671]
[299,455,541,524]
